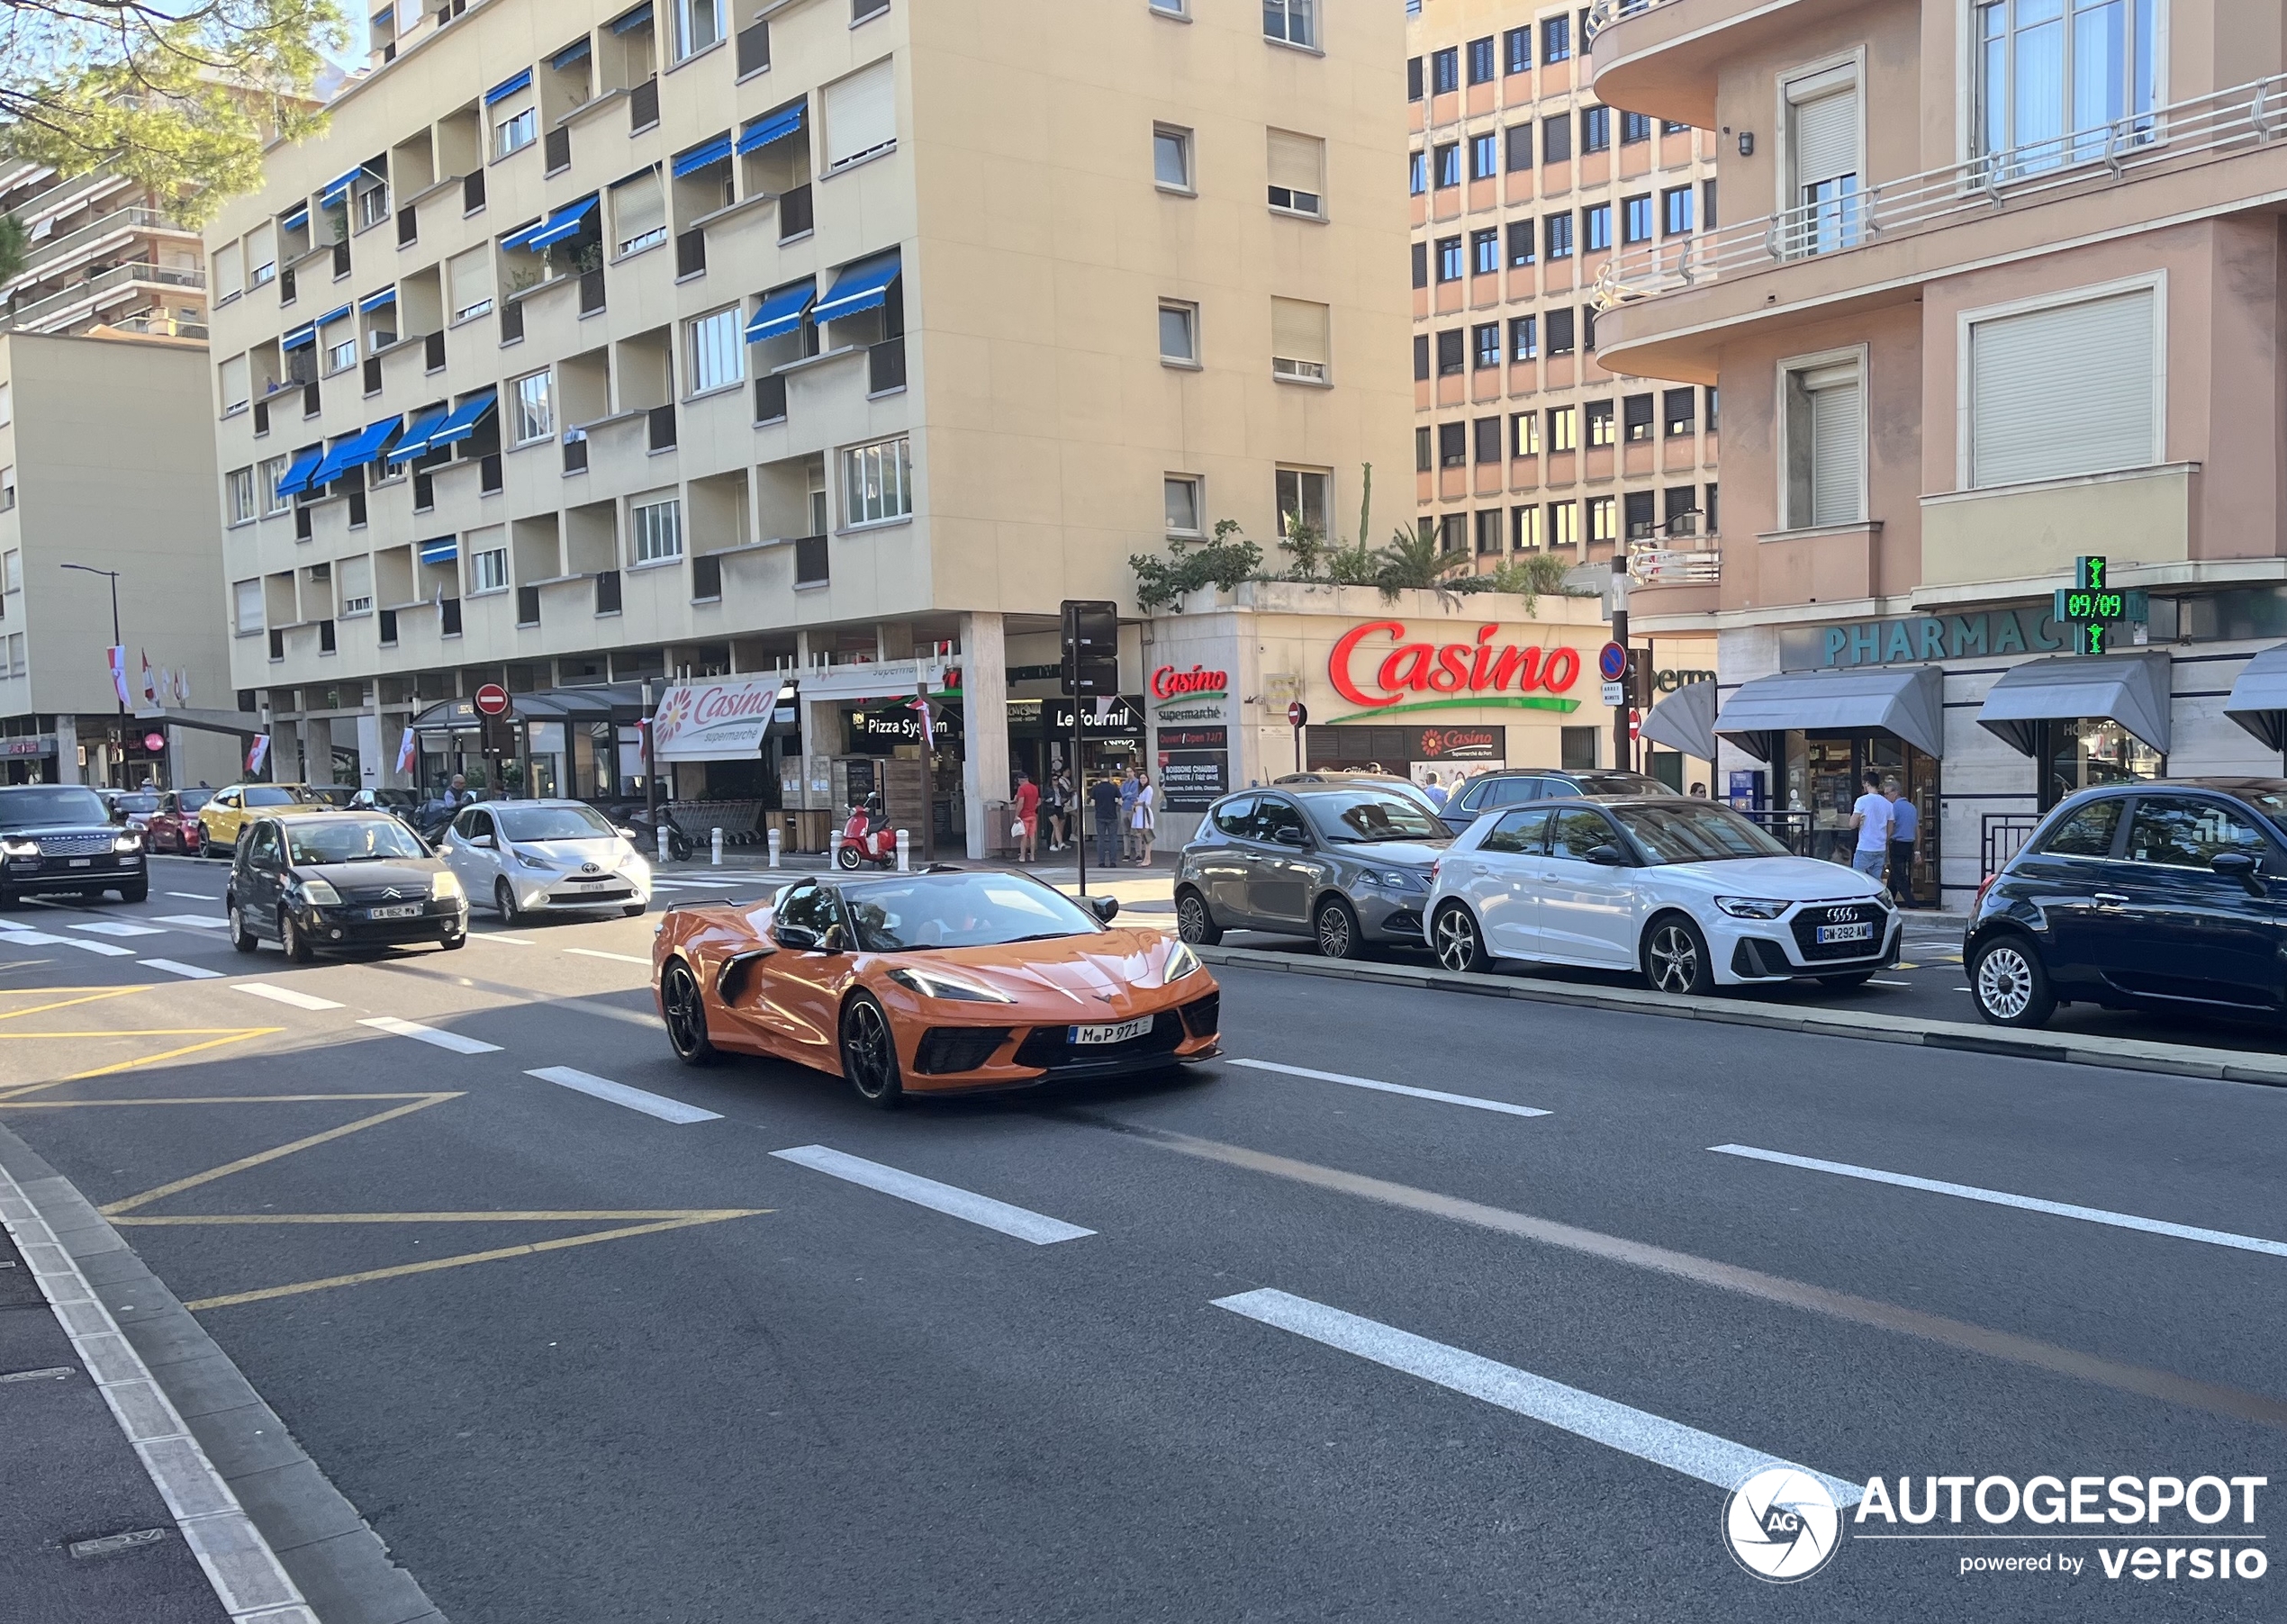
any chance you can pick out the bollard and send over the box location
[896,829,910,871]
[656,826,670,865]
[767,827,782,869]
[711,826,724,866]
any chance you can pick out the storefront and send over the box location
[408,683,651,802]
[782,657,963,852]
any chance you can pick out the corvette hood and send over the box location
[905,930,1205,1011]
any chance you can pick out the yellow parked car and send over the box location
[196,784,332,858]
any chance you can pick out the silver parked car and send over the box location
[436,799,653,925]
[1174,782,1450,959]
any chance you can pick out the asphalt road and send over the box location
[1,854,2283,1622]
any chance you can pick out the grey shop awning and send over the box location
[1714,664,1946,764]
[409,682,653,733]
[2225,643,2287,752]
[1639,680,1718,762]
[1976,652,2172,758]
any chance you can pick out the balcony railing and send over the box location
[594,570,622,615]
[778,184,813,240]
[5,205,193,291]
[647,403,677,452]
[793,534,828,587]
[0,258,206,332]
[1629,541,1721,584]
[1595,68,2287,315]
[868,335,906,394]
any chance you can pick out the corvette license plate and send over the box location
[367,904,422,920]
[1072,1016,1152,1045]
[1816,922,1874,944]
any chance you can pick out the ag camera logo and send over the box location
[1725,1467,1844,1583]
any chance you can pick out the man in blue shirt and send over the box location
[1422,771,1450,810]
[1884,776,1919,907]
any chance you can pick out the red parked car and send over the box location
[145,789,214,854]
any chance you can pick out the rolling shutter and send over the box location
[1803,364,1863,527]
[1788,73,1858,188]
[824,59,896,168]
[610,168,664,247]
[1271,298,1329,372]
[1969,289,2157,489]
[1267,129,1324,194]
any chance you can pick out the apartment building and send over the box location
[1407,0,1721,597]
[0,160,210,342]
[1591,0,2287,905]
[203,0,1413,853]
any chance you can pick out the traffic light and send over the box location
[1061,600,1120,696]
[1624,648,1652,708]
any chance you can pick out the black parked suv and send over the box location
[1967,779,2287,1030]
[0,784,148,905]
[1435,768,1679,837]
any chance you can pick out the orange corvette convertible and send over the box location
[651,868,1221,1106]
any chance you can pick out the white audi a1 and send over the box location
[1424,795,1901,996]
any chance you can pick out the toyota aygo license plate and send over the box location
[1072,1016,1152,1045]
[1816,921,1875,944]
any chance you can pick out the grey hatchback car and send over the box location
[1175,782,1450,959]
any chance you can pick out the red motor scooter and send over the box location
[836,794,899,870]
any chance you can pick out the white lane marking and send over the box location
[1230,1058,1550,1120]
[1712,1144,2287,1260]
[475,934,535,945]
[358,1015,503,1055]
[1215,1288,1861,1504]
[770,1145,1094,1244]
[0,918,42,933]
[526,1066,719,1123]
[140,959,221,979]
[68,922,167,938]
[564,948,649,965]
[234,982,344,1012]
[151,914,228,930]
[1868,979,1912,988]
[166,891,219,900]
[62,938,136,957]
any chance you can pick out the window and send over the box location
[1476,510,1503,554]
[1976,0,2158,176]
[1262,0,1315,50]
[1470,228,1499,275]
[612,169,667,257]
[824,58,897,170]
[1623,194,1652,244]
[493,100,537,159]
[1505,27,1531,74]
[1411,240,1428,288]
[1542,14,1571,63]
[1275,466,1330,535]
[1541,114,1571,165]
[1512,504,1542,549]
[1705,483,1720,532]
[5,634,22,677]
[1785,66,1861,256]
[1707,387,1720,432]
[1415,427,1433,473]
[1583,303,1598,351]
[1505,123,1532,172]
[1438,513,1467,553]
[1154,124,1193,190]
[1664,387,1697,437]
[1473,417,1502,465]
[1782,353,1865,528]
[1268,129,1325,215]
[1623,393,1654,442]
[259,456,289,514]
[1409,150,1428,195]
[339,555,373,617]
[2040,797,2121,856]
[1585,399,1614,447]
[1510,411,1539,456]
[1580,106,1610,154]
[1434,142,1461,188]
[2126,798,2263,868]
[1583,203,1611,252]
[471,546,510,593]
[447,246,493,320]
[1621,111,1652,145]
[1438,422,1467,468]
[1550,499,1578,552]
[673,0,723,60]
[1413,335,1431,382]
[1625,490,1656,538]
[687,306,744,393]
[233,579,264,635]
[322,315,357,375]
[1506,219,1535,266]
[214,242,244,302]
[511,369,554,444]
[1152,0,1187,13]
[1547,405,1577,452]
[219,353,250,416]
[1703,177,1720,229]
[1509,315,1537,361]
[1662,120,1691,135]
[247,223,276,286]
[2,548,16,591]
[1270,297,1330,382]
[1966,284,2159,488]
[1544,213,1573,259]
[1435,328,1464,375]
[632,497,685,562]
[844,436,913,526]
[1472,323,1500,370]
[1467,36,1496,85]
[1546,306,1576,355]
[1431,47,1460,95]
[355,177,389,231]
[1662,185,1695,237]
[1436,236,1463,281]
[1407,56,1424,103]
[227,466,258,525]
[1469,132,1499,181]
[1587,494,1616,544]
[1159,301,1199,365]
[1165,475,1202,535]
[0,383,9,425]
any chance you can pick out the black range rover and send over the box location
[0,784,148,905]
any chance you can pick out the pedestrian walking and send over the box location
[1089,771,1123,870]
[1423,773,1450,810]
[1884,775,1918,907]
[1131,769,1157,866]
[1013,771,1039,863]
[1848,770,1893,884]
[1049,769,1073,852]
[1118,766,1142,864]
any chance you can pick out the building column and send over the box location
[795,629,824,814]
[357,714,383,789]
[54,716,79,785]
[961,611,1008,860]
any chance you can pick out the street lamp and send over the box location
[59,564,123,716]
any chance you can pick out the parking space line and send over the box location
[564,948,649,966]
[234,983,343,1012]
[1711,1143,2287,1260]
[1215,1288,1861,1502]
[525,1066,719,1123]
[1230,1058,1550,1119]
[770,1145,1095,1244]
[357,1016,503,1055]
[140,960,221,980]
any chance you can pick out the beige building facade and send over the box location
[202,0,1415,853]
[1590,0,2287,905]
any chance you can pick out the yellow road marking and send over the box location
[117,1209,765,1226]
[101,1093,462,1216]
[184,1213,766,1312]
[0,988,150,1021]
[0,1029,276,1038]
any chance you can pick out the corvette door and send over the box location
[753,883,849,1067]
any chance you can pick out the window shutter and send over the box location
[219,355,249,410]
[1267,129,1324,194]
[1791,85,1858,187]
[825,59,896,168]
[1270,298,1329,365]
[1970,289,2156,489]
[246,222,276,275]
[214,242,244,300]
[447,247,491,312]
[339,554,373,603]
[234,580,265,633]
[1805,367,1863,527]
[612,170,664,244]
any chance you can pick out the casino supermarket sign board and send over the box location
[1326,620,1584,721]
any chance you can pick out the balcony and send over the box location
[867,335,906,395]
[594,570,622,616]
[1587,0,1854,131]
[0,258,206,333]
[1626,520,1722,620]
[793,534,828,588]
[2,205,195,293]
[777,184,813,241]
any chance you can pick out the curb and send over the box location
[0,1126,447,1624]
[1193,945,2287,1088]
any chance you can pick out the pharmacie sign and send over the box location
[1327,620,1583,721]
[1782,605,2078,672]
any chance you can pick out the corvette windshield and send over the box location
[1614,802,1791,864]
[1300,790,1445,844]
[286,819,430,864]
[841,874,1102,951]
[494,805,619,842]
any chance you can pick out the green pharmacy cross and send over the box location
[2051,557,2147,656]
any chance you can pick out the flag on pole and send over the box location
[246,735,270,776]
[394,726,417,774]
[140,652,156,708]
[106,646,131,707]
[908,692,934,750]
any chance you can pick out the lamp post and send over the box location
[60,564,126,791]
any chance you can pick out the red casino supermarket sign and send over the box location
[1327,621,1583,717]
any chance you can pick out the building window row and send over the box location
[1411,192,1707,281]
[1162,294,1331,382]
[1417,392,1718,468]
[1416,303,1612,378]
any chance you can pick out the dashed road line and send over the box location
[165,891,219,900]
[139,960,221,980]
[563,948,649,965]
[233,982,343,1012]
[1230,1058,1550,1119]
[151,915,228,930]
[769,1144,1095,1244]
[357,1016,503,1055]
[525,1066,719,1123]
[68,922,167,939]
[0,931,140,957]
[475,934,535,945]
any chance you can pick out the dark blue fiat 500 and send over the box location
[1966,780,2287,1030]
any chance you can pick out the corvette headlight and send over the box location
[1715,897,1791,920]
[296,877,343,906]
[1164,941,1203,982]
[431,871,464,901]
[885,965,1016,1003]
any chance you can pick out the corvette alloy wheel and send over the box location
[661,961,719,1065]
[840,994,904,1109]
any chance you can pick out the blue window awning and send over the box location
[737,104,805,155]
[418,537,459,566]
[319,169,358,208]
[485,68,533,105]
[673,136,734,178]
[273,447,326,500]
[424,389,499,451]
[316,303,354,329]
[610,3,653,34]
[746,278,816,343]
[551,37,592,70]
[504,195,598,253]
[281,206,309,233]
[385,405,453,465]
[308,417,401,488]
[280,322,317,351]
[357,286,396,314]
[814,249,901,324]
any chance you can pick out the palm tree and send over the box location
[1374,519,1470,598]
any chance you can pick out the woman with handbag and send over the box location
[1013,771,1039,863]
[1130,769,1157,867]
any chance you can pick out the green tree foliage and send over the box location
[1129,519,1264,612]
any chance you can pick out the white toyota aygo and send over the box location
[1425,795,1902,995]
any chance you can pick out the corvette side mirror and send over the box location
[1088,896,1120,924]
[772,923,821,952]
